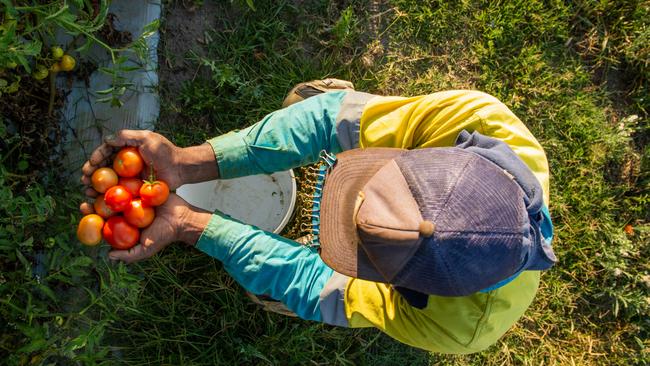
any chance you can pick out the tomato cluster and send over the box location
[77,147,170,250]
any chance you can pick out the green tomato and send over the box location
[33,65,49,80]
[51,46,64,60]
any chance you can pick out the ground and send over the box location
[1,1,648,365]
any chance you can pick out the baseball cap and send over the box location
[317,130,556,297]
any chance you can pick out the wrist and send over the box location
[178,143,220,185]
[178,206,213,245]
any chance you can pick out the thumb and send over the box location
[105,129,151,148]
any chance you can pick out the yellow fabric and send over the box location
[345,90,549,353]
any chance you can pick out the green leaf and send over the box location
[36,284,58,303]
[17,160,28,170]
[22,40,42,56]
[95,87,115,95]
[67,334,87,352]
[110,98,123,108]
[15,249,30,271]
[17,339,47,354]
[70,256,93,268]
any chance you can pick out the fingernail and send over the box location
[104,134,116,143]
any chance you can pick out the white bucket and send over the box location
[176,170,297,233]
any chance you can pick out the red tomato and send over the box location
[103,216,139,250]
[104,185,132,212]
[119,177,143,197]
[124,199,155,228]
[91,167,118,193]
[77,214,104,246]
[140,180,169,206]
[113,147,144,178]
[93,195,115,218]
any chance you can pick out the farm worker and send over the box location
[81,79,556,354]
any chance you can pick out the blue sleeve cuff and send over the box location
[207,131,257,179]
[195,211,234,261]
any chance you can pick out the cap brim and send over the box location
[319,148,405,282]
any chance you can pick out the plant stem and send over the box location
[47,72,57,116]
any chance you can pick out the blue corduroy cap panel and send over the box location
[393,148,529,296]
[391,130,557,297]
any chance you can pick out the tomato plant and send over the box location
[77,214,104,246]
[113,147,144,178]
[0,1,159,109]
[103,216,139,250]
[119,177,143,197]
[124,199,155,228]
[91,167,118,193]
[104,185,132,212]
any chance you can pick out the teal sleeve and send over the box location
[207,91,347,179]
[196,212,335,322]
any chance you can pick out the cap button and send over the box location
[419,221,435,237]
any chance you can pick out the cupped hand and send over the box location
[107,193,213,264]
[80,130,184,199]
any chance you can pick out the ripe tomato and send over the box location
[124,199,155,228]
[50,62,61,73]
[60,54,75,71]
[104,185,132,212]
[103,216,139,250]
[93,195,115,218]
[113,147,144,178]
[119,177,143,197]
[91,167,118,193]
[77,214,104,246]
[140,180,169,206]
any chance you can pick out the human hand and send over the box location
[107,193,213,264]
[80,130,184,198]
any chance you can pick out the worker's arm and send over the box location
[195,211,337,322]
[207,91,345,178]
[206,90,375,178]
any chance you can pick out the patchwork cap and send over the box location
[319,131,556,296]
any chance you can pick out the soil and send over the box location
[157,1,231,127]
[0,77,65,183]
[98,13,133,48]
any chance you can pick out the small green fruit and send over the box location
[33,65,48,80]
[51,46,64,60]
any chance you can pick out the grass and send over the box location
[144,0,650,364]
[1,0,648,365]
